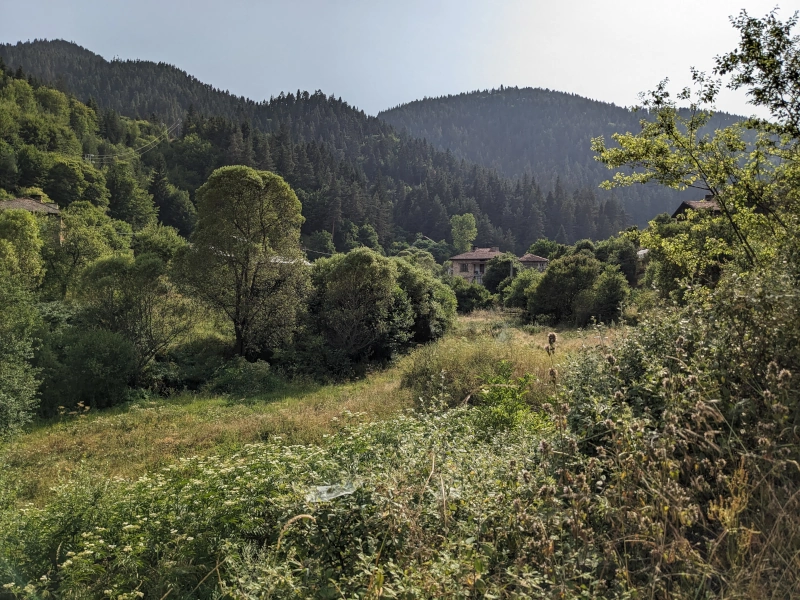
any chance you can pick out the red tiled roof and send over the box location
[450,248,504,261]
[0,197,60,215]
[519,253,548,263]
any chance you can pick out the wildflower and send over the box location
[548,332,558,346]
[548,368,558,381]
[767,361,779,377]
[605,354,616,366]
[614,391,624,401]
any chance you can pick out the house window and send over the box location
[479,263,485,273]
[459,263,469,273]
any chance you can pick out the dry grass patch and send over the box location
[0,311,613,506]
[1,373,411,505]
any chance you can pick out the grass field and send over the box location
[0,311,614,506]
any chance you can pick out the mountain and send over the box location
[0,40,632,251]
[378,87,744,225]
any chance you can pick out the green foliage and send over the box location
[0,278,39,437]
[447,275,493,313]
[482,251,522,293]
[527,237,566,260]
[77,252,194,377]
[44,155,109,208]
[206,357,278,397]
[502,267,542,309]
[594,234,638,285]
[131,223,186,264]
[392,257,456,344]
[471,361,534,435]
[0,208,43,285]
[302,230,335,261]
[40,201,131,299]
[449,212,477,253]
[527,252,602,323]
[37,327,136,413]
[106,161,156,230]
[305,247,412,367]
[179,166,308,357]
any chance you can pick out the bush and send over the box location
[447,276,493,313]
[206,357,278,397]
[306,247,413,365]
[163,335,233,390]
[482,252,521,293]
[527,252,602,323]
[393,257,456,344]
[470,361,535,436]
[38,328,136,414]
[0,281,39,437]
[502,268,542,308]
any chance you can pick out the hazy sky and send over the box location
[0,0,787,116]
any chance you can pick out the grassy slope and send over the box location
[1,312,607,506]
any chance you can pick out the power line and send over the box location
[83,120,181,166]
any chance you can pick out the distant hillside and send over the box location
[0,40,631,249]
[379,87,743,225]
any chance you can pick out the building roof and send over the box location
[450,247,504,261]
[0,197,60,215]
[671,199,720,218]
[519,253,548,263]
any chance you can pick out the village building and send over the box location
[518,253,549,271]
[0,196,63,243]
[671,195,720,219]
[450,246,549,285]
[0,196,61,216]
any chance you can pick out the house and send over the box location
[450,246,550,285]
[0,196,61,216]
[671,195,720,219]
[450,246,503,284]
[518,253,549,272]
[0,197,63,243]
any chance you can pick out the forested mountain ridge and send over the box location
[378,87,744,225]
[0,40,630,250]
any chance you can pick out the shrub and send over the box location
[502,268,542,309]
[164,335,233,390]
[447,276,493,313]
[482,252,521,293]
[38,328,136,414]
[470,361,535,436]
[527,252,602,323]
[393,258,456,344]
[206,357,278,397]
[306,247,413,364]
[0,280,39,437]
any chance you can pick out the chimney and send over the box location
[490,246,499,252]
[704,193,714,200]
[29,192,43,202]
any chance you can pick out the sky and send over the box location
[0,0,788,116]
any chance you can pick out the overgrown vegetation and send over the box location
[2,7,800,599]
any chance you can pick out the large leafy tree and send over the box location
[179,166,308,356]
[450,212,477,253]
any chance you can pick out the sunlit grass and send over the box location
[0,311,615,506]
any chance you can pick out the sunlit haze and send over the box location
[0,0,785,115]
